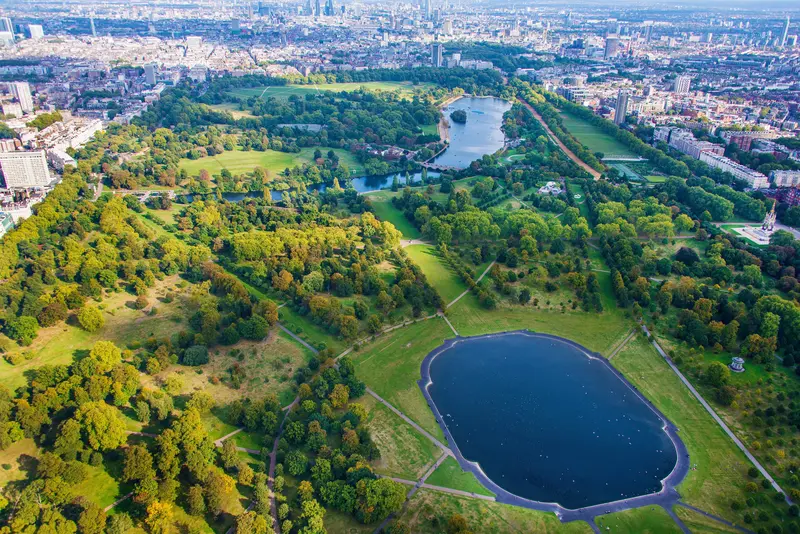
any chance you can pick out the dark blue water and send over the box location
[432,96,512,169]
[183,170,442,203]
[428,334,676,509]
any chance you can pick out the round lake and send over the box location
[426,333,678,509]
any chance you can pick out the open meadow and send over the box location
[226,81,436,100]
[558,111,637,158]
[178,146,364,177]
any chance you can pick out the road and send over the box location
[642,325,790,503]
[518,98,602,180]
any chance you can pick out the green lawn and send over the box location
[558,111,637,158]
[404,244,467,304]
[351,318,454,442]
[209,102,257,119]
[447,293,631,357]
[673,505,740,533]
[594,507,681,534]
[178,147,363,177]
[278,306,348,355]
[398,490,592,533]
[645,175,668,183]
[361,395,440,481]
[612,336,754,523]
[425,456,495,497]
[323,509,376,534]
[368,198,420,240]
[227,81,435,100]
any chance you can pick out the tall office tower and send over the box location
[673,75,691,94]
[28,24,44,40]
[788,35,798,47]
[144,63,157,86]
[248,3,254,20]
[0,151,51,188]
[305,0,312,15]
[325,0,334,17]
[0,18,12,33]
[424,0,431,20]
[315,0,321,17]
[89,15,96,37]
[442,19,453,36]
[614,90,629,126]
[9,82,33,113]
[431,42,443,67]
[604,37,620,59]
[781,16,790,47]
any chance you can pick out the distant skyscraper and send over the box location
[614,90,629,126]
[424,0,431,21]
[431,42,443,67]
[144,63,157,86]
[315,0,321,17]
[442,19,453,36]
[89,15,96,37]
[0,18,12,33]
[325,0,334,17]
[9,82,33,113]
[248,3,254,20]
[781,16,790,47]
[674,75,691,94]
[28,24,43,40]
[604,37,620,59]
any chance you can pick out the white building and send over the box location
[771,170,800,188]
[28,24,43,40]
[189,64,208,82]
[673,75,691,94]
[0,150,51,188]
[1,101,22,117]
[699,152,769,188]
[46,149,76,171]
[9,82,33,113]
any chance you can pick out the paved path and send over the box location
[270,396,298,533]
[213,427,244,447]
[642,325,790,503]
[518,98,602,180]
[277,322,319,354]
[401,238,429,248]
[366,387,449,451]
[664,506,691,534]
[676,502,754,533]
[446,260,496,309]
[103,491,133,512]
[607,330,636,360]
[125,430,158,438]
[440,313,459,337]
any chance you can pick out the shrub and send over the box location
[183,345,209,366]
[78,306,105,332]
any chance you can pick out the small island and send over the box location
[450,108,467,123]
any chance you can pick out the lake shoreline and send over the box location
[417,329,690,524]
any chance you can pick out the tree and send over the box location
[145,501,173,534]
[286,450,308,476]
[124,444,155,482]
[78,501,107,534]
[5,316,39,345]
[355,478,406,524]
[705,361,731,388]
[184,345,209,366]
[221,439,239,470]
[253,300,279,325]
[446,514,470,534]
[187,485,206,516]
[272,270,293,291]
[74,401,126,451]
[235,511,271,534]
[89,340,122,373]
[204,469,236,516]
[78,306,105,332]
[329,384,350,409]
[299,499,326,534]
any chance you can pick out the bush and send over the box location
[5,316,39,346]
[134,295,149,310]
[77,306,105,332]
[183,345,209,366]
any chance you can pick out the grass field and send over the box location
[397,490,592,533]
[368,198,420,240]
[351,318,454,442]
[425,456,495,497]
[226,81,435,101]
[209,102,257,119]
[278,305,348,355]
[447,293,631,357]
[178,147,364,177]
[646,175,668,183]
[594,507,681,534]
[673,506,740,533]
[612,336,753,522]
[404,244,467,304]
[324,510,375,534]
[361,395,440,480]
[558,111,637,158]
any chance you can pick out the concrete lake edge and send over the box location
[417,330,690,524]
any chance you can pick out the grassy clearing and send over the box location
[0,438,38,487]
[646,175,668,183]
[447,292,631,357]
[405,244,467,304]
[0,276,189,391]
[594,507,681,534]
[425,456,495,497]
[558,111,637,158]
[398,489,592,533]
[209,102,257,119]
[361,395,440,480]
[278,306,348,355]
[178,147,363,177]
[673,506,740,533]
[612,336,752,522]
[368,198,420,240]
[73,461,125,509]
[227,81,435,100]
[323,509,375,534]
[351,318,454,442]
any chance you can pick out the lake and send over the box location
[433,96,512,169]
[426,333,678,509]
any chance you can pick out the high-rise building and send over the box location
[424,0,431,21]
[614,90,629,126]
[431,42,443,67]
[0,18,12,33]
[442,19,453,36]
[673,75,691,94]
[325,0,334,16]
[9,82,33,113]
[781,16,790,48]
[604,37,620,59]
[144,63,157,86]
[315,0,321,17]
[89,15,96,37]
[0,151,51,188]
[28,24,43,40]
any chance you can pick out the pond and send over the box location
[424,333,679,509]
[433,96,512,169]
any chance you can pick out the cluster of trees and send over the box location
[26,110,63,131]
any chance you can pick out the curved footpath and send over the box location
[416,330,690,528]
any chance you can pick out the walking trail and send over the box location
[446,260,496,309]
